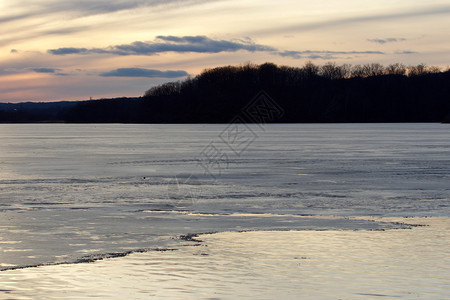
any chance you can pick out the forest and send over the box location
[1,62,449,123]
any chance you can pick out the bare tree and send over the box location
[351,64,365,78]
[145,81,181,97]
[385,63,406,75]
[427,66,441,74]
[341,64,352,78]
[320,62,338,79]
[302,61,319,78]
[363,63,384,77]
[320,62,350,80]
[407,64,427,76]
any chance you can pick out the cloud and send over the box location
[0,11,35,24]
[0,25,94,48]
[0,0,217,24]
[0,1,220,48]
[368,38,406,44]
[255,5,450,35]
[100,68,189,78]
[395,50,417,54]
[48,36,275,56]
[31,67,60,73]
[278,50,384,60]
[49,48,89,55]
[49,0,151,15]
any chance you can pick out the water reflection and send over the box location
[1,217,449,299]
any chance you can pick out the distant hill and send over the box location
[1,62,449,123]
[0,101,77,123]
[0,98,140,123]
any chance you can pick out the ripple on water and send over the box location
[0,217,449,299]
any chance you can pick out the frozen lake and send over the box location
[1,124,449,217]
[0,123,449,298]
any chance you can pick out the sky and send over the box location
[1,0,449,102]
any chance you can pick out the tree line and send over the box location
[140,62,450,123]
[1,62,449,123]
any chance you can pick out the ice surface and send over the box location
[0,123,449,270]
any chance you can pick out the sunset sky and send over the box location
[1,0,449,102]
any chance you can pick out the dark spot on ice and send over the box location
[154,248,177,252]
[391,221,428,228]
[179,233,203,243]
[356,293,401,298]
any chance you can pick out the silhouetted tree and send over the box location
[385,63,407,76]
[302,61,320,78]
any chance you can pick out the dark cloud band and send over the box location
[31,68,60,73]
[48,36,275,56]
[278,50,385,60]
[368,38,406,44]
[100,68,188,78]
